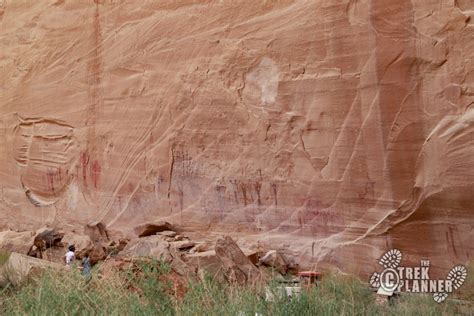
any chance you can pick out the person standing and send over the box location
[64,245,76,270]
[81,252,92,281]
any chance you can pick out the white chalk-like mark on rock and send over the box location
[246,57,279,105]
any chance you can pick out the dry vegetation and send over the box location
[1,258,470,315]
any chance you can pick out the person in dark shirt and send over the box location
[80,251,92,282]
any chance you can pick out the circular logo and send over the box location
[379,268,400,292]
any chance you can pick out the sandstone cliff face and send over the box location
[1,0,473,277]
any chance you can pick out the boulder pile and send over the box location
[0,223,295,285]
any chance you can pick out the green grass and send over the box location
[0,261,466,316]
[457,261,474,302]
[0,251,10,266]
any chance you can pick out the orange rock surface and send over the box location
[1,1,473,277]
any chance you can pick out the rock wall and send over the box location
[1,0,473,277]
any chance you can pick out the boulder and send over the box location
[279,251,299,274]
[0,252,63,287]
[119,235,194,276]
[168,245,194,276]
[33,228,64,249]
[119,235,172,262]
[26,245,42,259]
[28,228,64,261]
[243,249,260,266]
[134,222,174,238]
[158,230,177,237]
[61,232,106,264]
[214,236,262,285]
[185,250,226,283]
[61,232,94,256]
[0,230,35,254]
[171,240,195,251]
[35,246,65,264]
[88,244,107,265]
[259,250,287,275]
[189,241,214,254]
[84,222,109,243]
[172,234,188,241]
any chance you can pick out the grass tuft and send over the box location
[0,260,469,315]
[0,251,10,266]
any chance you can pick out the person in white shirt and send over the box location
[64,245,76,267]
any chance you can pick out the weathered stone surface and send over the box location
[168,244,194,276]
[171,240,195,251]
[244,249,260,266]
[189,241,214,254]
[84,222,109,243]
[185,238,264,284]
[30,228,64,250]
[185,250,226,283]
[214,236,262,284]
[159,230,177,238]
[134,222,174,238]
[259,250,287,275]
[62,232,93,255]
[60,231,106,264]
[0,1,473,277]
[0,231,35,254]
[88,244,107,265]
[119,235,172,262]
[0,252,63,287]
[27,228,67,261]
